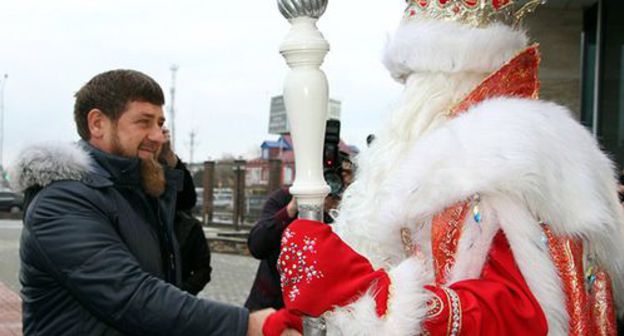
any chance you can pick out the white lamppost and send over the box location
[0,74,7,171]
[277,0,330,334]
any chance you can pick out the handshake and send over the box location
[263,219,431,336]
[277,219,391,317]
[262,219,393,335]
[263,220,390,336]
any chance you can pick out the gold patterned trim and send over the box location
[441,287,462,336]
[426,293,445,319]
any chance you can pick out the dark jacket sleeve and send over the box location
[26,182,247,336]
[247,188,295,260]
[183,223,212,295]
[175,158,197,212]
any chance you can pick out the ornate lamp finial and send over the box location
[278,0,328,20]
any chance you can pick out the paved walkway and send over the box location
[0,281,21,336]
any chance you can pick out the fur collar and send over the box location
[383,19,528,82]
[9,142,92,193]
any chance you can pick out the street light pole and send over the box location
[169,65,178,151]
[0,74,8,171]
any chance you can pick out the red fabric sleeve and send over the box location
[424,232,548,335]
[262,309,303,336]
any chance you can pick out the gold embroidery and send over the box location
[543,225,591,336]
[430,46,542,286]
[441,287,462,336]
[449,45,541,116]
[426,294,445,319]
[431,202,470,284]
[588,268,617,336]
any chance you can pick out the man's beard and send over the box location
[140,156,166,197]
[110,131,166,197]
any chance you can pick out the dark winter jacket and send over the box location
[174,211,212,295]
[12,141,248,336]
[244,188,295,311]
[174,158,197,212]
[169,159,212,295]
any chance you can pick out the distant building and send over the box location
[524,0,623,167]
[249,95,354,188]
[246,135,295,187]
[246,134,357,188]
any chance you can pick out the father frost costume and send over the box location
[274,1,624,335]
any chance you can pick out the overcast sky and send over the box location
[0,0,406,166]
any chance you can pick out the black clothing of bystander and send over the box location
[172,159,212,295]
[174,158,198,212]
[245,188,295,311]
[244,188,333,311]
[619,171,624,202]
[175,211,212,295]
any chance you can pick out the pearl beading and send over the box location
[441,287,462,336]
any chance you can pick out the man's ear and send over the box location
[87,109,111,139]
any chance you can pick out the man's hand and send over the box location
[286,198,297,219]
[158,127,178,168]
[247,308,275,336]
[281,329,302,336]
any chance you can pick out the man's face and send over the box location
[101,101,166,160]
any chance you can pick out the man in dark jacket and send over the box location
[11,69,273,335]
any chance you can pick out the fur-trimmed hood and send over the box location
[9,142,92,193]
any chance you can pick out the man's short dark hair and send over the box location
[74,69,165,140]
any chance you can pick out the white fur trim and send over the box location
[491,196,569,335]
[446,196,500,284]
[325,257,433,336]
[376,97,624,310]
[366,96,624,320]
[333,71,485,269]
[383,19,528,82]
[335,95,624,329]
[9,142,92,193]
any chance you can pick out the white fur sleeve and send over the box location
[324,257,433,336]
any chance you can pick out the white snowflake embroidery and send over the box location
[278,230,324,302]
[288,285,300,302]
[282,228,294,245]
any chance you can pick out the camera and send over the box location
[323,119,345,198]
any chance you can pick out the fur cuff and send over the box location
[383,19,527,82]
[9,142,91,193]
[324,257,433,336]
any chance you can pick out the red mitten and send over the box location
[278,219,390,317]
[262,309,303,336]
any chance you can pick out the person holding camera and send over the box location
[244,152,353,313]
